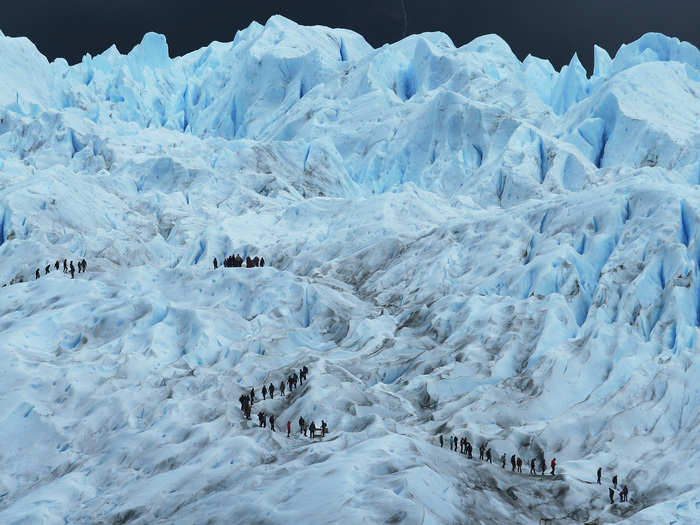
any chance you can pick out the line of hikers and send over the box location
[439,435,630,505]
[238,366,309,420]
[599,468,629,504]
[214,254,265,269]
[441,434,557,477]
[38,259,87,280]
[2,258,88,288]
[254,413,328,439]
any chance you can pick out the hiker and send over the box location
[466,441,472,459]
[70,261,75,279]
[299,416,305,435]
[612,474,618,489]
[45,265,50,275]
[260,257,265,267]
[287,420,291,437]
[321,420,328,436]
[258,412,265,428]
[439,435,443,448]
[269,383,274,399]
[530,458,536,475]
[551,458,556,476]
[54,260,59,271]
[262,385,267,400]
[280,380,285,396]
[486,448,492,463]
[309,421,316,438]
[511,454,516,472]
[299,369,304,386]
[269,415,275,432]
[250,387,255,404]
[454,437,459,453]
[479,444,485,461]
[609,487,615,504]
[449,436,454,451]
[517,457,522,473]
[287,376,293,392]
[213,257,218,269]
[540,458,546,476]
[597,467,602,484]
[36,269,40,279]
[622,485,628,502]
[303,365,309,377]
[63,259,67,273]
[501,453,506,469]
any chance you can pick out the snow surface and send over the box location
[1,15,700,524]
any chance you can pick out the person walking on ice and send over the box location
[269,383,274,399]
[597,467,602,484]
[262,385,267,400]
[530,458,536,475]
[287,420,291,437]
[550,458,556,476]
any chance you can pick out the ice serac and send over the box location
[550,53,589,114]
[1,17,700,525]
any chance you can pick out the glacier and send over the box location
[1,15,700,524]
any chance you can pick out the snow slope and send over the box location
[1,16,700,524]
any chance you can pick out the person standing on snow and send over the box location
[280,380,286,396]
[287,420,291,437]
[501,453,506,469]
[439,435,443,448]
[597,467,602,484]
[486,448,492,463]
[269,415,275,432]
[551,458,556,476]
[516,457,522,473]
[213,257,218,269]
[530,458,536,475]
[612,474,618,489]
[262,385,267,400]
[609,487,615,504]
[511,454,516,472]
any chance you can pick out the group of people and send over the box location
[214,254,265,269]
[441,435,557,476]
[2,258,88,288]
[36,259,87,280]
[238,366,316,438]
[440,435,630,505]
[599,468,629,504]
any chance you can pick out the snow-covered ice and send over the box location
[1,16,700,524]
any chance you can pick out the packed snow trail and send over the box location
[1,15,700,525]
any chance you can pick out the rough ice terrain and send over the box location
[1,16,700,524]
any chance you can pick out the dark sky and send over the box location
[4,0,700,71]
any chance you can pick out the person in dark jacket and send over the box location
[612,474,618,489]
[609,487,615,504]
[530,458,536,475]
[486,448,492,463]
[260,257,265,267]
[262,385,267,400]
[70,261,75,279]
[269,383,275,399]
[309,421,316,438]
[280,380,286,396]
[299,416,305,435]
[63,259,67,272]
[54,260,59,270]
[213,257,218,269]
[597,467,602,484]
[45,265,50,275]
[551,458,556,476]
[287,420,291,437]
[439,435,443,448]
[36,268,40,279]
[250,387,255,404]
[501,453,506,469]
[511,454,516,472]
[517,457,522,473]
[269,415,275,432]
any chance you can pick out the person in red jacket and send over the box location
[287,420,291,437]
[551,458,556,476]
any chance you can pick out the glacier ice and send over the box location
[1,15,700,524]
